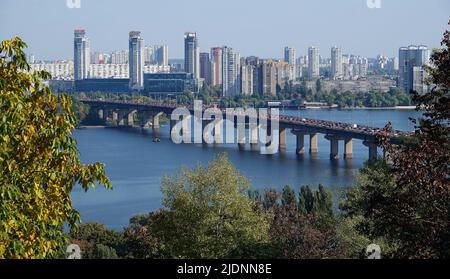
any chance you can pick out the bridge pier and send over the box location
[112,111,118,123]
[98,109,104,120]
[138,111,153,131]
[279,128,287,151]
[214,119,223,144]
[127,110,136,126]
[364,141,378,161]
[103,109,112,122]
[202,119,212,144]
[250,125,258,151]
[153,112,164,129]
[310,133,319,154]
[292,130,305,155]
[326,136,340,160]
[236,122,246,149]
[344,138,353,159]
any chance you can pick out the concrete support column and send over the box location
[202,119,212,144]
[117,111,126,126]
[250,125,258,151]
[127,111,135,126]
[364,141,378,161]
[279,127,287,151]
[214,119,223,144]
[292,131,305,155]
[236,123,246,149]
[112,111,118,123]
[153,112,163,129]
[101,109,110,122]
[344,138,353,159]
[310,133,318,154]
[329,137,339,160]
[98,109,104,120]
[139,111,152,129]
[169,119,177,137]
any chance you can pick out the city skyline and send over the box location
[1,0,449,61]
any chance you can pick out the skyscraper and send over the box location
[241,64,254,96]
[143,46,154,65]
[284,47,296,80]
[210,47,223,87]
[331,46,343,80]
[399,45,430,94]
[73,29,90,80]
[199,52,212,85]
[308,46,320,79]
[129,31,144,90]
[184,32,200,80]
[154,45,169,66]
[222,46,241,97]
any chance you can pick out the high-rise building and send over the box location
[129,31,144,90]
[222,46,241,97]
[73,29,90,80]
[199,52,212,85]
[399,45,430,94]
[241,64,254,96]
[184,32,200,79]
[308,46,320,79]
[154,45,169,66]
[331,46,343,80]
[245,56,262,95]
[111,50,129,64]
[259,59,290,96]
[143,46,154,65]
[210,47,223,87]
[284,47,296,80]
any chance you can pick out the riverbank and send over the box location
[77,125,107,129]
[339,106,416,110]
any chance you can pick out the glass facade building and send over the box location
[143,73,198,95]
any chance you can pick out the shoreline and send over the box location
[76,125,107,129]
[339,106,416,110]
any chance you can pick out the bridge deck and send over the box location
[80,99,410,141]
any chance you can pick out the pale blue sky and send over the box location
[1,0,449,60]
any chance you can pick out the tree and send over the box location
[150,153,270,259]
[69,223,122,259]
[315,79,322,93]
[263,186,341,259]
[122,213,166,259]
[342,23,450,258]
[281,185,296,207]
[0,38,111,259]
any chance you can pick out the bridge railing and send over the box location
[80,98,411,138]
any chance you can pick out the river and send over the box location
[72,108,420,230]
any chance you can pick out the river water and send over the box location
[72,109,420,230]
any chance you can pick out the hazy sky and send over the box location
[1,0,449,60]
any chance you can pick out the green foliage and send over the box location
[122,213,166,259]
[151,153,270,259]
[281,185,296,207]
[0,37,111,259]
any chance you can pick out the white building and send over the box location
[308,46,320,79]
[222,46,241,97]
[129,31,144,90]
[284,46,296,80]
[111,50,129,64]
[30,61,74,80]
[241,64,253,96]
[184,32,200,80]
[73,29,90,80]
[331,46,343,80]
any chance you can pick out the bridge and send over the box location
[80,99,409,160]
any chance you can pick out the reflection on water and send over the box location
[72,109,420,229]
